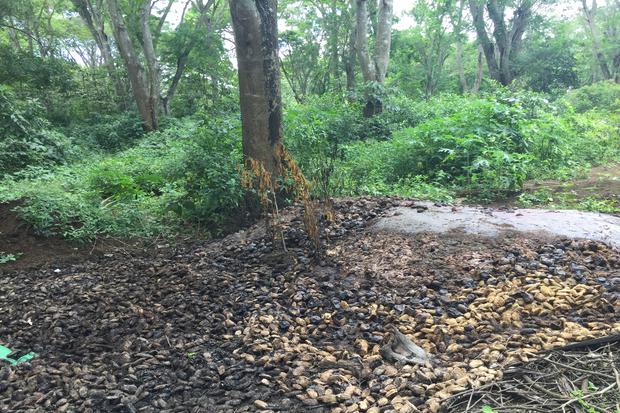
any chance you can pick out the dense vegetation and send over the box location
[0,0,619,242]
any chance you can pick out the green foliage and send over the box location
[70,113,145,152]
[0,86,73,176]
[0,253,20,264]
[562,81,620,113]
[325,90,619,200]
[481,406,498,413]
[162,116,244,229]
[0,118,245,240]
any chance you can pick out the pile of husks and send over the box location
[0,197,618,412]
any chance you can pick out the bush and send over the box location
[562,81,620,113]
[70,113,144,152]
[0,117,245,240]
[162,116,244,229]
[331,89,619,200]
[0,86,73,176]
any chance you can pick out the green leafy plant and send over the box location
[0,252,21,264]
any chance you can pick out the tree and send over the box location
[581,0,620,83]
[71,0,126,107]
[410,0,456,98]
[468,0,535,86]
[161,0,223,115]
[355,0,393,116]
[106,0,160,131]
[230,0,283,178]
[452,0,483,94]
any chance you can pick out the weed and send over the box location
[0,252,21,264]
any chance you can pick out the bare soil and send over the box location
[0,202,164,273]
[1,197,618,413]
[525,163,620,209]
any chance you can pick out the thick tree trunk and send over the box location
[374,0,393,83]
[469,0,501,83]
[230,0,282,178]
[107,0,157,131]
[355,0,375,83]
[355,0,393,117]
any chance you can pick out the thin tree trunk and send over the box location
[162,51,190,115]
[581,0,612,80]
[345,23,357,92]
[72,0,126,108]
[456,41,468,93]
[139,0,160,125]
[107,0,157,131]
[230,0,283,178]
[472,45,483,93]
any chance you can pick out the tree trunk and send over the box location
[469,0,501,83]
[472,45,483,93]
[374,0,393,83]
[107,0,157,131]
[162,51,190,115]
[469,0,532,86]
[139,0,160,126]
[581,0,612,81]
[230,0,282,178]
[345,22,357,92]
[456,41,468,93]
[72,0,126,108]
[355,0,375,83]
[355,0,393,117]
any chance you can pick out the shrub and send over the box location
[70,113,144,152]
[0,117,245,240]
[162,116,244,229]
[331,89,619,200]
[562,81,620,113]
[0,86,73,176]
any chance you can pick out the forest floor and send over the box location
[1,196,619,413]
[515,163,620,214]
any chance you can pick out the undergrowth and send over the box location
[1,83,618,241]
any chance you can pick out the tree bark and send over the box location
[345,21,357,93]
[374,0,393,83]
[472,45,483,93]
[355,0,375,83]
[581,0,612,81]
[355,0,393,117]
[72,0,126,108]
[106,0,157,131]
[230,0,283,178]
[468,0,532,86]
[139,0,160,127]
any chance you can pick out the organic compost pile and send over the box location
[1,197,619,413]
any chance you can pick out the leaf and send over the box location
[482,406,498,413]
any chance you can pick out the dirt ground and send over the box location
[1,197,618,413]
[0,202,166,273]
[524,163,620,210]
